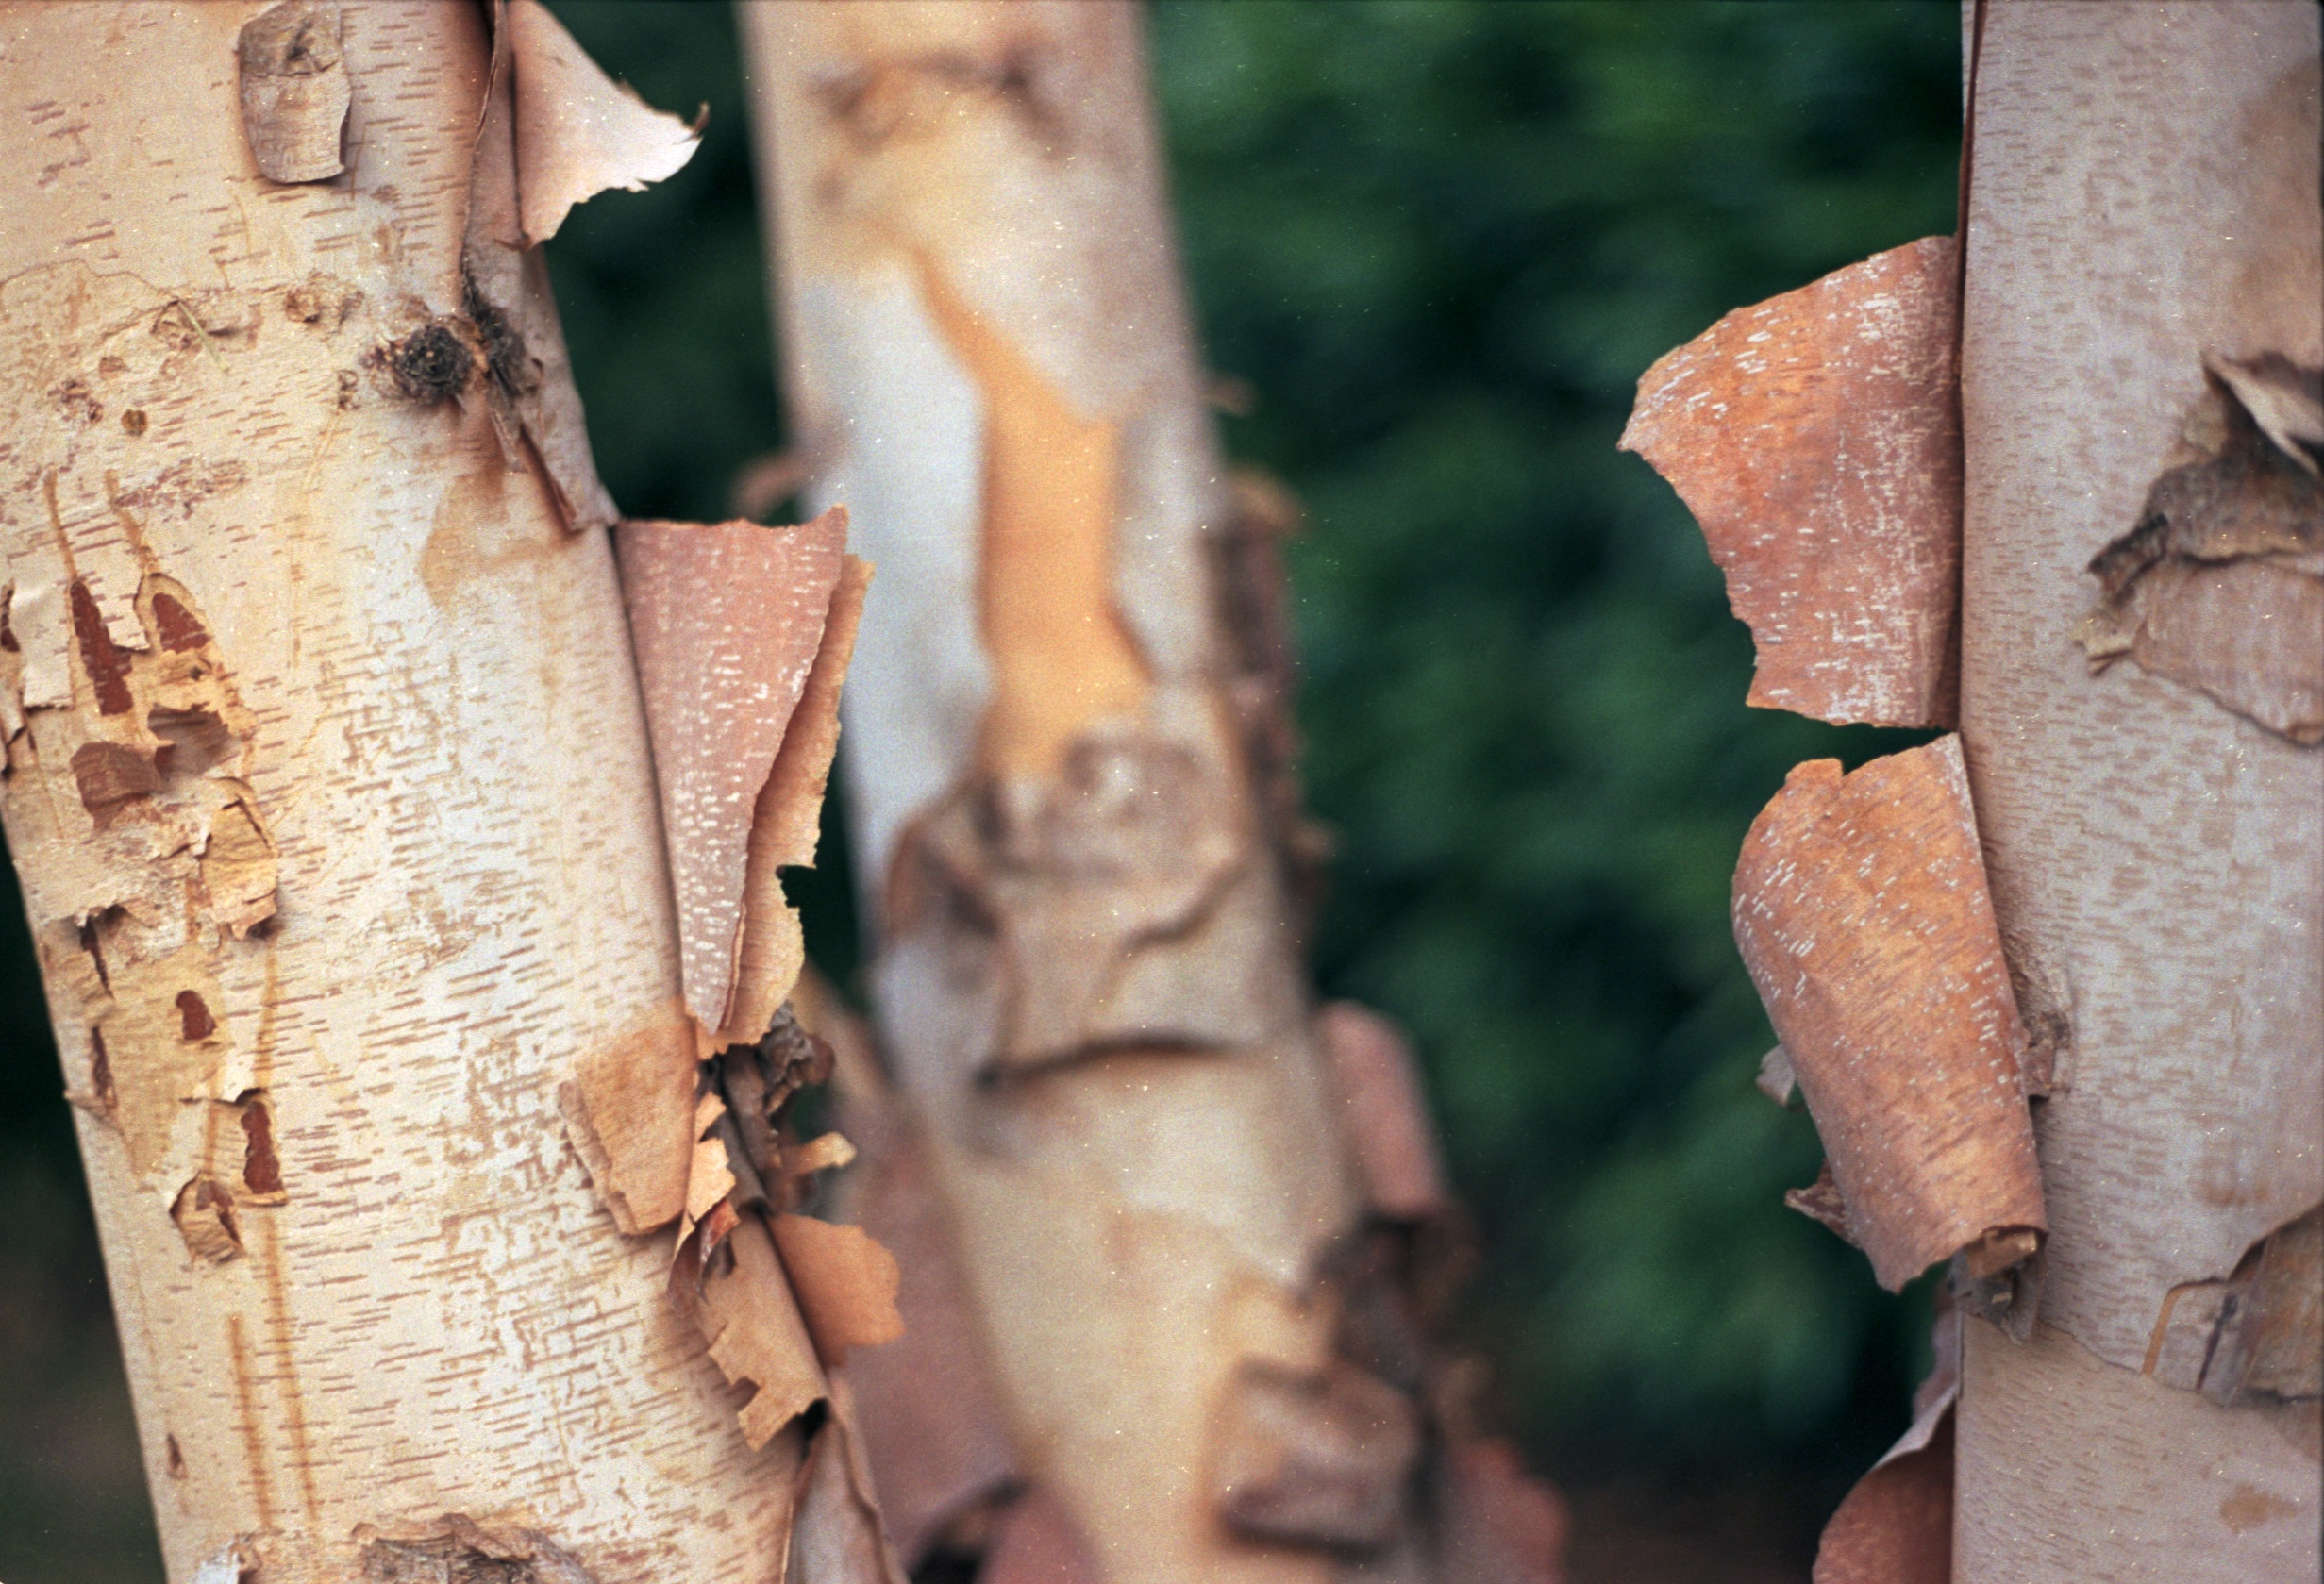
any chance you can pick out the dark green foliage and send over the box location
[1142,0,1959,1486]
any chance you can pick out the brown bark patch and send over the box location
[1621,236,1962,728]
[1732,736,2043,1290]
[911,256,1150,780]
[68,578,132,715]
[376,323,475,404]
[239,1094,285,1201]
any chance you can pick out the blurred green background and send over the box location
[0,4,1957,1579]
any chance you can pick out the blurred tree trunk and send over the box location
[0,4,823,1579]
[1954,3,2321,1578]
[744,5,1563,1583]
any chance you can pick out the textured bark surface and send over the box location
[745,5,1561,1581]
[746,8,1354,1580]
[0,4,809,1576]
[1955,1,2322,1576]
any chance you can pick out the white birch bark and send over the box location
[0,4,800,1577]
[1955,4,2322,1577]
[742,5,1421,1580]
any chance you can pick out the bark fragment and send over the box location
[558,1003,700,1237]
[785,1391,911,1584]
[1731,736,2043,1290]
[1621,236,1962,729]
[695,1209,828,1451]
[504,0,703,247]
[771,1211,906,1370]
[1814,1303,1958,1584]
[2145,1206,2324,1407]
[237,1,349,184]
[2075,356,2323,744]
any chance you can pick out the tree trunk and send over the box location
[1953,2,2322,1577]
[0,4,861,1577]
[743,5,1563,1582]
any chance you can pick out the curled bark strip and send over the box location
[237,1,348,184]
[1317,1002,1450,1224]
[2075,356,2323,744]
[461,0,684,533]
[696,1209,828,1451]
[1732,735,2044,1290]
[1621,236,1962,729]
[725,556,869,1050]
[787,1393,912,1584]
[1813,1414,1954,1584]
[1814,1303,1958,1584]
[504,0,702,246]
[615,510,848,1038]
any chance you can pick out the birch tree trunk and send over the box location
[1954,3,2322,1577]
[744,5,1563,1583]
[0,5,828,1578]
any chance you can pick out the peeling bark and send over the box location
[1621,236,1963,729]
[1730,736,2044,1292]
[0,4,882,1578]
[744,5,1563,1581]
[1955,3,2322,1577]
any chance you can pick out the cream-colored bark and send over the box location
[744,6,1563,1583]
[744,7,1351,1581]
[1954,3,2321,1577]
[0,4,814,1578]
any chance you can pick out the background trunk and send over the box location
[0,4,797,1576]
[743,5,1548,1581]
[1954,3,2321,1577]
